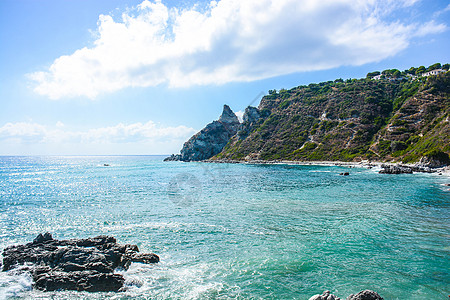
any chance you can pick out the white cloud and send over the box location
[29,0,446,99]
[234,110,244,122]
[0,121,196,155]
[0,122,47,142]
[414,20,447,37]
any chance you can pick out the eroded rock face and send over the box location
[418,152,450,168]
[174,105,240,162]
[2,233,159,292]
[237,106,261,140]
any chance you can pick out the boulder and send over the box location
[2,233,159,292]
[346,290,383,300]
[308,290,382,300]
[163,154,181,161]
[308,290,340,300]
[379,164,413,174]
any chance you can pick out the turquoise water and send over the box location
[0,156,449,299]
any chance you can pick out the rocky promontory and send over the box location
[2,233,159,292]
[213,69,450,164]
[164,104,240,162]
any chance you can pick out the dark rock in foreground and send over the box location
[2,233,159,292]
[309,290,383,300]
[347,290,384,300]
[308,290,341,300]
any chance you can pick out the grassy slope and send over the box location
[214,72,450,162]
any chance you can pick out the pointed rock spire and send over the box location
[218,105,239,124]
[163,104,240,161]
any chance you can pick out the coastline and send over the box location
[207,158,450,177]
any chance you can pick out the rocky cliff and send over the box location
[165,105,240,162]
[213,70,449,164]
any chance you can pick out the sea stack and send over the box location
[164,104,240,162]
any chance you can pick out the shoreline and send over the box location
[207,159,450,177]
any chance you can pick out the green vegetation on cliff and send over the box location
[214,65,449,163]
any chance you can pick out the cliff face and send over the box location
[371,75,450,162]
[213,72,450,163]
[169,105,240,162]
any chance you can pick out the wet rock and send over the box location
[33,232,53,244]
[308,290,341,300]
[130,253,160,264]
[346,290,383,300]
[33,268,125,292]
[379,164,413,174]
[163,154,181,161]
[308,290,382,300]
[2,233,159,292]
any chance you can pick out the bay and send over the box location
[0,156,448,299]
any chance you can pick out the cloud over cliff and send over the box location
[29,0,446,99]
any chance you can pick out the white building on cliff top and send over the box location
[422,69,446,77]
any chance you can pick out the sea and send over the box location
[0,155,448,299]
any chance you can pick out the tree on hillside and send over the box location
[416,66,426,75]
[427,63,441,72]
[406,67,417,75]
[366,71,380,78]
[393,70,401,78]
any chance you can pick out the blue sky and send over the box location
[0,0,449,155]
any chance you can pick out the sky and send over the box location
[0,0,449,155]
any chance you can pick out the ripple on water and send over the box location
[0,156,448,299]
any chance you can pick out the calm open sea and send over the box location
[0,156,448,299]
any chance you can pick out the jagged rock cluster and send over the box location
[418,152,450,168]
[379,164,413,174]
[309,290,383,300]
[237,106,262,140]
[164,104,240,162]
[378,163,439,174]
[2,233,159,292]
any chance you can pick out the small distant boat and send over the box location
[103,164,110,167]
